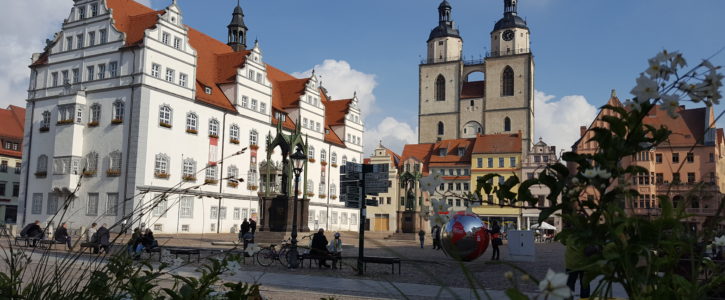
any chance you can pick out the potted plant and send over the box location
[204,178,218,185]
[82,170,97,177]
[321,161,328,166]
[111,118,123,124]
[330,195,337,200]
[227,181,239,188]
[331,163,338,168]
[249,144,259,150]
[230,138,240,144]
[186,128,198,134]
[182,175,196,182]
[57,119,74,125]
[159,122,172,128]
[319,194,327,199]
[106,169,121,177]
[208,134,219,139]
[308,158,316,163]
[155,172,170,179]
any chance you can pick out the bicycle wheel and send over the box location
[256,248,275,267]
[277,246,289,266]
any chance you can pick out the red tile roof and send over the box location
[0,105,26,158]
[400,144,434,168]
[107,0,164,46]
[472,133,522,154]
[461,81,485,99]
[429,138,476,165]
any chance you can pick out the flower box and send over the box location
[227,181,239,188]
[204,179,218,185]
[57,119,74,125]
[208,134,219,139]
[230,138,240,144]
[248,185,258,191]
[35,171,47,177]
[331,163,338,168]
[87,121,99,127]
[182,175,197,182]
[155,172,170,179]
[39,126,50,132]
[186,128,198,134]
[82,171,97,177]
[306,192,315,197]
[111,119,123,125]
[159,122,172,128]
[319,194,327,199]
[331,195,337,200]
[321,161,328,166]
[107,169,121,177]
[249,144,259,150]
[308,158,316,163]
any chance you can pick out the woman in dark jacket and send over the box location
[487,221,502,260]
[135,229,157,257]
[127,228,141,255]
[311,228,331,268]
[93,223,111,254]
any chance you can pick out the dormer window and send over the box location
[78,6,86,19]
[90,3,98,17]
[439,148,447,156]
[457,147,465,156]
[204,87,212,94]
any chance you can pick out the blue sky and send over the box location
[2,0,724,155]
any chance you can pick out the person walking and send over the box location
[250,218,257,235]
[54,222,73,251]
[94,223,110,254]
[488,221,502,260]
[418,229,426,249]
[432,225,441,250]
[86,223,98,243]
[311,228,331,268]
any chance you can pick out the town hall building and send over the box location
[19,0,363,234]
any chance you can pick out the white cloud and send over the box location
[363,117,418,156]
[534,90,598,154]
[292,59,378,118]
[0,0,71,108]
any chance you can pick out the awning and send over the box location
[531,221,556,230]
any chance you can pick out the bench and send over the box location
[80,242,99,254]
[146,247,162,260]
[169,248,200,262]
[39,239,66,250]
[301,252,342,269]
[361,256,401,274]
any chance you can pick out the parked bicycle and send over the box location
[256,238,293,267]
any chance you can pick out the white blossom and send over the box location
[245,243,261,256]
[226,260,242,276]
[630,73,660,101]
[660,94,680,118]
[504,271,514,280]
[538,269,571,300]
[420,174,445,195]
[714,235,725,247]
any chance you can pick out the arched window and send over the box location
[504,117,511,132]
[182,158,196,179]
[342,155,348,165]
[320,149,327,162]
[306,180,314,192]
[37,155,48,173]
[501,66,514,96]
[308,145,315,159]
[319,183,326,195]
[249,130,258,145]
[109,150,122,173]
[437,122,445,135]
[330,183,337,196]
[229,124,240,142]
[331,152,338,164]
[159,105,172,126]
[89,104,101,124]
[208,119,219,137]
[85,152,99,173]
[154,153,169,175]
[186,113,198,132]
[435,75,446,101]
[227,165,238,179]
[112,100,124,122]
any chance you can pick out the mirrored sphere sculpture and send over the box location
[440,211,489,261]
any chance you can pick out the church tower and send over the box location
[484,0,534,152]
[227,1,248,51]
[418,1,464,143]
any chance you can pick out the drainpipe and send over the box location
[122,48,139,231]
[20,87,36,227]
[216,112,227,233]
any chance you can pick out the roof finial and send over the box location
[353,91,357,98]
[611,89,617,98]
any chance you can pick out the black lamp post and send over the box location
[288,146,306,268]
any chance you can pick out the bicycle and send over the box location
[256,239,293,267]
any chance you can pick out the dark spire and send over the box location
[493,0,528,31]
[227,0,248,51]
[428,0,460,42]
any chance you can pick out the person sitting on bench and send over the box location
[20,220,44,246]
[311,228,331,268]
[86,223,98,243]
[134,229,157,259]
[54,223,72,251]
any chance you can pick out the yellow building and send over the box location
[470,133,523,230]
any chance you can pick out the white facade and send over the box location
[20,0,362,233]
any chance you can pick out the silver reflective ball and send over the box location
[440,211,489,261]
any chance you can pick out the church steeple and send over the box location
[504,0,518,15]
[227,0,248,52]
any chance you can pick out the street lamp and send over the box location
[287,145,306,268]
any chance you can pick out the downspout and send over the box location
[122,48,138,230]
[21,74,37,226]
[216,112,227,233]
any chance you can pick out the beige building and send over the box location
[0,105,25,224]
[365,143,402,232]
[418,0,534,154]
[521,138,561,230]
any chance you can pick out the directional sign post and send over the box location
[339,162,391,275]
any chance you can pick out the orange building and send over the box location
[573,91,725,232]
